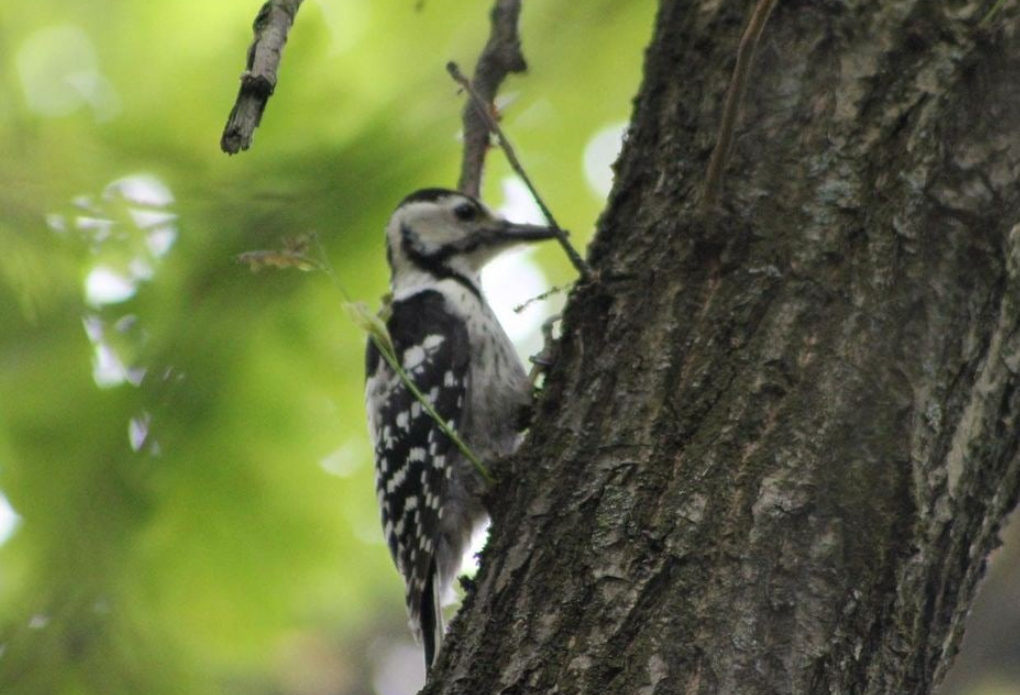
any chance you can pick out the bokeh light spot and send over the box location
[372,642,425,695]
[16,25,121,120]
[320,442,366,478]
[85,266,137,306]
[582,121,628,197]
[484,177,559,359]
[0,493,21,547]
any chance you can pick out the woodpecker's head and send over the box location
[385,188,555,289]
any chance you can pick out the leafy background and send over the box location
[0,1,1016,694]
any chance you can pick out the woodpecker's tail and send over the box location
[420,561,445,671]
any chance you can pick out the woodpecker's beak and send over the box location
[488,220,558,243]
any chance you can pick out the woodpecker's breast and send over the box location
[434,282,530,462]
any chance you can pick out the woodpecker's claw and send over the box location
[529,314,562,387]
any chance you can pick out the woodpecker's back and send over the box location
[364,188,554,670]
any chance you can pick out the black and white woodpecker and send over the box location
[364,188,555,670]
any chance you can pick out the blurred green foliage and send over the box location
[0,1,654,693]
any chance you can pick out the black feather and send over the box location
[398,187,462,208]
[421,560,441,670]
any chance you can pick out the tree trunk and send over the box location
[426,1,1020,693]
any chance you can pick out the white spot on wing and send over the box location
[403,345,426,370]
[386,468,407,493]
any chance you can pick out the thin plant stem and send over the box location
[309,235,493,484]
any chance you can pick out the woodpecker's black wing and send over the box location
[364,289,470,667]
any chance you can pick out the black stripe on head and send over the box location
[398,188,461,209]
[400,224,481,299]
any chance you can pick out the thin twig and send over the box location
[448,62,593,280]
[513,283,569,314]
[221,0,304,154]
[457,0,528,197]
[700,0,779,212]
[980,0,1010,25]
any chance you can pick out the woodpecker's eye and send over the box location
[453,203,478,222]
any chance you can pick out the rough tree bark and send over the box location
[425,0,1020,693]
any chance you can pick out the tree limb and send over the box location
[456,0,527,198]
[220,0,304,155]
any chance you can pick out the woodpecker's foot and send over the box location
[515,402,535,432]
[529,314,561,387]
[458,574,477,597]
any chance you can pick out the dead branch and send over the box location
[221,0,304,155]
[456,0,527,197]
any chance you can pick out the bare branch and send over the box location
[221,0,304,155]
[700,0,779,211]
[457,0,527,197]
[449,63,592,280]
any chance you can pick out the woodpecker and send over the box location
[364,188,555,670]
